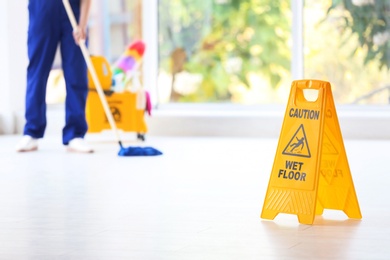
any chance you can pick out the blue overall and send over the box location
[24,0,88,145]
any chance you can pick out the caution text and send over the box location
[289,108,320,120]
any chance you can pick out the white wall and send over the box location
[0,0,28,134]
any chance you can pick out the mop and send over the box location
[62,0,162,156]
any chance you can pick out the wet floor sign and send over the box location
[261,79,362,225]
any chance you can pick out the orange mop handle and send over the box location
[62,0,123,146]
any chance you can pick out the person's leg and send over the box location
[17,1,61,152]
[23,1,61,138]
[60,1,89,145]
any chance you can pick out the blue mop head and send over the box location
[118,146,163,156]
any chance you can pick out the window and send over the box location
[157,0,292,104]
[157,0,390,105]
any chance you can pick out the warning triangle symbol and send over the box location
[282,124,311,158]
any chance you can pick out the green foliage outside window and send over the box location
[328,0,390,69]
[159,0,390,104]
[159,0,291,102]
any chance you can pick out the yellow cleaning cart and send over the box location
[85,56,148,141]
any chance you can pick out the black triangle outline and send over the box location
[322,130,338,155]
[282,124,311,158]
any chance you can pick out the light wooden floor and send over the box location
[0,134,389,259]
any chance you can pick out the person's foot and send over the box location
[67,138,94,153]
[15,135,38,152]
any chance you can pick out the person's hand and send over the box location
[73,26,87,45]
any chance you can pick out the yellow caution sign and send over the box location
[261,79,362,225]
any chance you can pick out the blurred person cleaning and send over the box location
[16,0,93,153]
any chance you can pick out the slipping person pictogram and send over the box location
[282,124,311,158]
[290,136,305,153]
